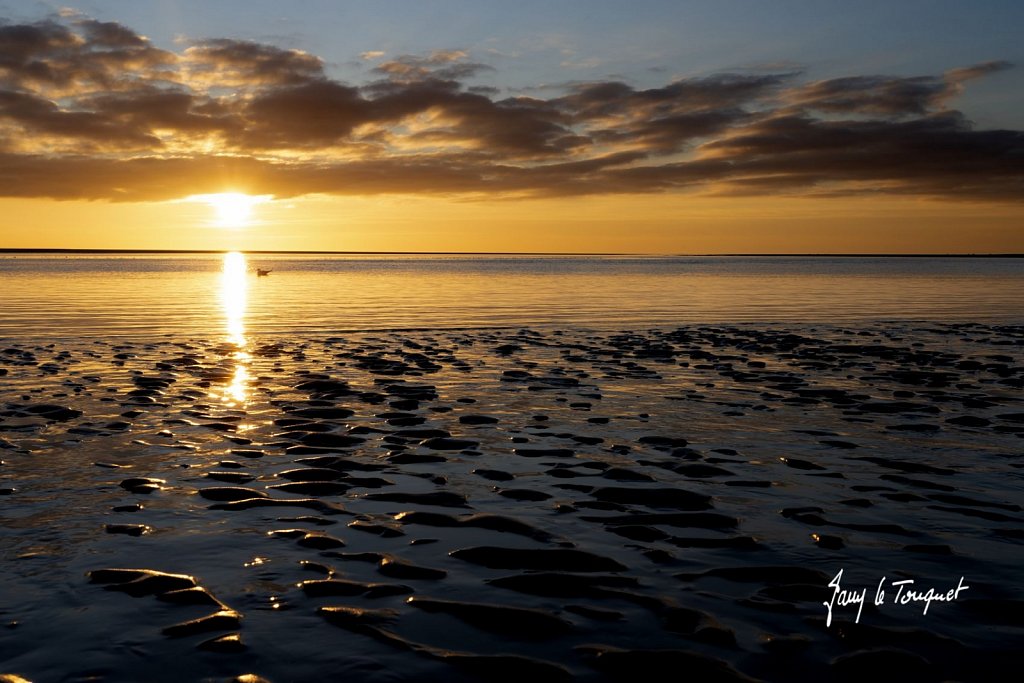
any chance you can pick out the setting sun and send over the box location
[189,193,270,227]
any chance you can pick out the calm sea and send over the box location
[1,253,1022,339]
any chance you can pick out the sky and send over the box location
[0,0,1022,253]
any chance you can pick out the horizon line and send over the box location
[1,248,1023,258]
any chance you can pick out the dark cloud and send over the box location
[698,113,1024,200]
[240,80,369,146]
[0,89,159,148]
[946,60,1013,84]
[82,87,237,135]
[392,91,583,157]
[184,39,324,86]
[0,20,83,88]
[359,80,581,158]
[374,50,494,83]
[786,75,947,116]
[0,18,173,91]
[554,74,789,153]
[559,73,792,120]
[588,108,750,153]
[0,20,79,68]
[0,14,1019,203]
[77,18,149,48]
[787,61,1015,117]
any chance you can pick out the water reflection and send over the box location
[216,252,250,406]
[223,362,250,406]
[222,252,248,346]
[2,256,1022,341]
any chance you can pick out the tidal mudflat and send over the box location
[1,323,1022,682]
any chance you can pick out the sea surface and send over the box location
[1,254,1023,339]
[1,253,1022,682]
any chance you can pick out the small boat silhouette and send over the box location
[256,268,272,277]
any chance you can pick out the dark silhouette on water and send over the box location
[256,268,272,277]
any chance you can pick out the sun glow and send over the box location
[190,193,270,227]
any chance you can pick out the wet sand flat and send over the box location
[1,323,1022,682]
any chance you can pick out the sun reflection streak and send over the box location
[222,251,248,346]
[217,251,250,406]
[223,362,250,406]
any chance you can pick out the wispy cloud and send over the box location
[0,15,1019,203]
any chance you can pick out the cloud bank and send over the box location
[0,15,1020,202]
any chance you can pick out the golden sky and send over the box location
[4,193,1021,254]
[0,8,1021,253]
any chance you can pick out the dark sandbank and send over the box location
[0,322,1021,681]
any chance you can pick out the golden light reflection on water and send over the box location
[223,362,250,406]
[215,251,251,406]
[222,251,248,346]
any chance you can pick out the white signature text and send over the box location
[823,568,969,626]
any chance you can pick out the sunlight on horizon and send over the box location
[187,193,271,228]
